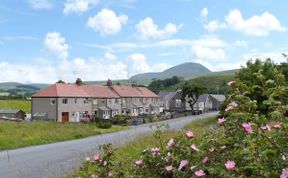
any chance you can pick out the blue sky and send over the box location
[0,0,288,83]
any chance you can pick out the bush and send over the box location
[112,115,132,125]
[82,59,288,177]
[91,116,112,129]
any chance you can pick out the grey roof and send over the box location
[196,94,210,103]
[210,94,226,102]
[0,109,23,114]
[158,91,177,102]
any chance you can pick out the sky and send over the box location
[0,0,288,83]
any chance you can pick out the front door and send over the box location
[62,112,69,123]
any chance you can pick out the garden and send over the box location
[74,59,288,178]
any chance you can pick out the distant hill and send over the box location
[130,62,211,82]
[0,82,49,98]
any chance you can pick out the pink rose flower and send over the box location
[225,101,238,111]
[93,154,101,161]
[135,160,143,167]
[227,80,235,86]
[186,131,194,138]
[217,117,226,124]
[261,124,271,131]
[202,156,208,163]
[242,122,253,134]
[195,169,206,177]
[151,147,160,157]
[129,176,135,178]
[273,123,281,129]
[281,168,288,178]
[191,144,200,152]
[108,172,113,177]
[165,165,173,172]
[178,160,189,170]
[225,160,236,170]
[167,138,175,148]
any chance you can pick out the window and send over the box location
[84,98,89,104]
[108,99,112,104]
[115,99,118,103]
[176,99,182,108]
[50,99,56,105]
[102,100,105,104]
[140,98,143,102]
[62,98,68,104]
[74,98,77,104]
[122,99,126,104]
[92,99,98,105]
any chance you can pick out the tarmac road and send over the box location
[0,112,218,178]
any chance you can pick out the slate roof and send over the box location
[210,94,226,102]
[158,91,178,102]
[196,94,210,103]
[0,109,24,114]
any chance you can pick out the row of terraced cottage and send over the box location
[32,78,226,123]
[32,79,160,123]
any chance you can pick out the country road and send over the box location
[0,112,218,178]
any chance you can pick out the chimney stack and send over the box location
[107,79,113,87]
[75,78,83,86]
[131,81,137,87]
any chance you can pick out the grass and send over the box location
[71,117,217,177]
[0,121,128,150]
[0,99,31,113]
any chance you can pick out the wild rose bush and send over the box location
[83,60,288,178]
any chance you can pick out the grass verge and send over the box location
[0,121,128,150]
[71,117,217,177]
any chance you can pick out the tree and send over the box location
[182,83,206,111]
[56,80,65,84]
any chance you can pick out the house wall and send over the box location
[168,93,186,111]
[32,98,57,120]
[91,98,107,116]
[57,97,91,122]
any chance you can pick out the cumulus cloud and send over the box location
[200,8,208,18]
[0,54,129,83]
[44,32,69,60]
[63,0,99,15]
[191,36,227,62]
[28,0,52,9]
[127,53,172,75]
[135,17,182,40]
[87,9,128,36]
[205,9,286,36]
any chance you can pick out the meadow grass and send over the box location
[0,100,31,113]
[0,121,128,150]
[72,117,217,177]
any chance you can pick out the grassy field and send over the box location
[0,100,31,113]
[0,121,128,150]
[72,117,216,177]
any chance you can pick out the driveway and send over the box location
[0,112,218,178]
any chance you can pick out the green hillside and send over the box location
[0,100,31,113]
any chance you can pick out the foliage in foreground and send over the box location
[80,59,288,178]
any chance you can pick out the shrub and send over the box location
[83,60,288,177]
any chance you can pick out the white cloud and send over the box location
[205,9,286,36]
[0,53,129,83]
[87,9,128,36]
[127,53,172,76]
[44,32,69,60]
[104,52,117,60]
[127,53,151,73]
[191,36,227,62]
[192,45,226,61]
[28,0,52,10]
[135,17,182,40]
[63,0,99,15]
[200,8,208,18]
